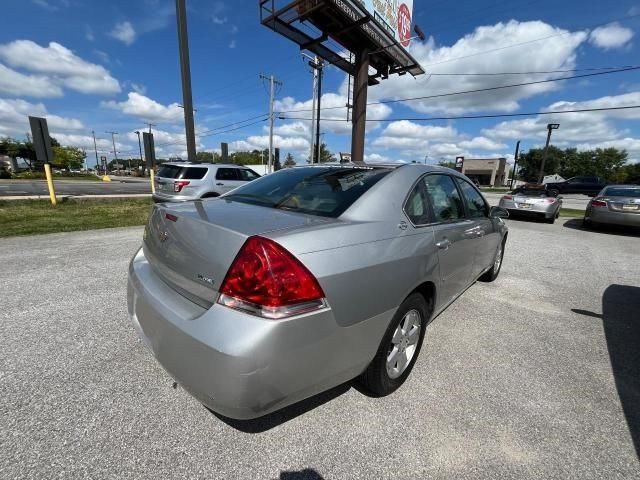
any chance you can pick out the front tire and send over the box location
[479,237,506,282]
[358,293,429,397]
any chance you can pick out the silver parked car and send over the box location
[128,165,509,419]
[498,183,562,223]
[583,185,640,228]
[152,163,261,202]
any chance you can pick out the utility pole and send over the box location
[511,141,520,189]
[259,73,282,173]
[146,123,156,134]
[106,131,118,174]
[538,124,560,184]
[175,0,197,162]
[315,60,323,164]
[92,130,99,172]
[309,57,318,164]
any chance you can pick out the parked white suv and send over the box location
[152,163,261,202]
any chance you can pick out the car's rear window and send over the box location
[514,188,548,197]
[157,165,207,180]
[223,167,392,217]
[604,187,640,197]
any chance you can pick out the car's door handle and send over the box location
[216,182,224,186]
[435,239,451,250]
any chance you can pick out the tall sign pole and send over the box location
[92,130,100,172]
[260,74,282,173]
[511,140,520,189]
[538,124,560,184]
[350,48,370,162]
[176,0,197,162]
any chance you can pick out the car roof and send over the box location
[160,162,253,169]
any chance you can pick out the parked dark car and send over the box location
[545,176,607,197]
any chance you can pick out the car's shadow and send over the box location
[563,218,640,237]
[210,381,352,433]
[572,285,640,460]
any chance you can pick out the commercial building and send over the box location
[461,158,508,187]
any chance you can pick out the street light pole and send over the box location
[175,0,197,162]
[106,131,118,174]
[511,140,520,189]
[135,131,144,174]
[91,130,99,173]
[424,154,428,165]
[538,124,560,184]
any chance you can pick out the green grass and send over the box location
[559,208,585,218]
[9,172,103,181]
[0,198,153,237]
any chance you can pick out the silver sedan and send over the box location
[128,165,509,419]
[583,185,640,228]
[498,184,562,223]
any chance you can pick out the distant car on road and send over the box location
[153,163,261,202]
[583,185,640,229]
[545,176,607,197]
[498,184,562,224]
[128,164,509,419]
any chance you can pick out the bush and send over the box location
[0,167,11,179]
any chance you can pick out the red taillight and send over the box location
[503,195,513,200]
[592,198,607,207]
[174,180,190,192]
[218,236,326,319]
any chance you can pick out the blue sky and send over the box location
[1,0,639,165]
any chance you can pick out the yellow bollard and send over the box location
[150,169,156,193]
[43,163,57,206]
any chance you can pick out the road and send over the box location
[0,178,151,196]
[2,221,639,479]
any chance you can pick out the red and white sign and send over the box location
[397,3,412,47]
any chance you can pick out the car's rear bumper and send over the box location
[588,208,640,227]
[127,248,389,419]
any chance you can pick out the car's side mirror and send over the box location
[489,206,509,219]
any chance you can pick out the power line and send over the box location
[275,65,640,114]
[427,65,640,76]
[279,104,640,122]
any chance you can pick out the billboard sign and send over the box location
[455,156,464,172]
[357,0,414,46]
[28,116,54,168]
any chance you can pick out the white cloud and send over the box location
[102,92,184,123]
[0,64,63,98]
[459,136,508,150]
[230,135,310,154]
[212,16,228,25]
[365,20,587,115]
[276,93,392,135]
[51,133,130,154]
[589,23,634,50]
[364,153,394,163]
[110,21,137,46]
[269,122,310,138]
[229,40,236,49]
[0,98,83,137]
[0,40,120,95]
[483,91,640,144]
[574,138,640,162]
[85,25,95,42]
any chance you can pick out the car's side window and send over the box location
[456,178,489,218]
[404,179,431,225]
[239,169,260,181]
[423,174,465,223]
[216,168,238,181]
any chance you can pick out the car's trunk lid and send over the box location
[604,196,640,213]
[143,199,335,307]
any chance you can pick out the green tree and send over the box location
[284,152,296,168]
[438,160,456,169]
[308,143,336,163]
[196,151,219,163]
[53,146,85,170]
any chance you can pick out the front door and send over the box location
[455,177,501,278]
[421,174,476,303]
[214,167,243,193]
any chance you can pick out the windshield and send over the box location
[223,167,392,217]
[604,187,640,197]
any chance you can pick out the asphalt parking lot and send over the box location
[1,219,639,479]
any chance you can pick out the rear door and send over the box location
[418,174,476,304]
[455,177,500,279]
[215,167,243,193]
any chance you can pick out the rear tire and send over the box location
[358,293,429,397]
[545,214,556,224]
[479,236,506,282]
[549,189,560,197]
